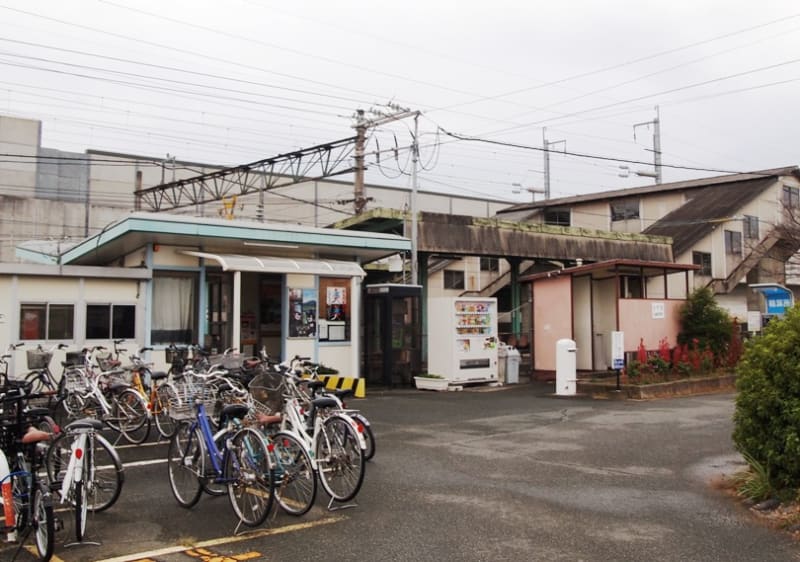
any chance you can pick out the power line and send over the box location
[438,128,772,176]
[429,11,800,114]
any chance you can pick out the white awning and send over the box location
[181,251,366,277]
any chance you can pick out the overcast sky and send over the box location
[1,0,799,209]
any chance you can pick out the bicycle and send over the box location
[23,343,69,395]
[268,363,366,506]
[289,356,376,461]
[43,417,124,543]
[112,341,179,440]
[0,344,23,388]
[59,348,150,445]
[247,371,317,516]
[0,379,57,561]
[166,379,275,527]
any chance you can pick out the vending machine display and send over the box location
[427,297,498,383]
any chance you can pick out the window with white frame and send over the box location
[444,270,465,290]
[611,198,640,221]
[783,185,800,208]
[692,251,712,276]
[86,304,135,340]
[19,303,74,340]
[725,230,742,255]
[543,208,570,226]
[151,272,197,345]
[480,257,499,272]
[743,215,759,239]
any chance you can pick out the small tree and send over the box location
[677,287,733,365]
[733,305,800,490]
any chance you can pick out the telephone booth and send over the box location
[365,284,422,387]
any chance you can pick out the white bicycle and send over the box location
[45,418,124,542]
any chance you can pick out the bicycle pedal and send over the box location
[54,517,64,532]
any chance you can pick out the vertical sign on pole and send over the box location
[611,331,624,391]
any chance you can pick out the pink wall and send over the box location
[618,299,682,351]
[533,277,572,371]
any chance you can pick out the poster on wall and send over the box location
[327,286,347,321]
[288,287,317,338]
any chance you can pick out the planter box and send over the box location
[577,373,737,400]
[414,376,450,391]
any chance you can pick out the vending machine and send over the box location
[427,296,498,384]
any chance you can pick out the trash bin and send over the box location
[505,347,520,384]
[497,344,508,383]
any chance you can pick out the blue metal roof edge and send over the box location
[60,215,411,264]
[15,246,59,265]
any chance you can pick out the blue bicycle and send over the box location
[166,380,275,527]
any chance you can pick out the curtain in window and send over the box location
[152,276,195,344]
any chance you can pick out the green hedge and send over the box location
[733,305,800,490]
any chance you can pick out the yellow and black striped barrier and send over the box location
[315,375,366,398]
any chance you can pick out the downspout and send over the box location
[232,270,242,352]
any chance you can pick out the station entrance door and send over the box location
[365,284,422,387]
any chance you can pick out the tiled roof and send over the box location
[642,177,776,256]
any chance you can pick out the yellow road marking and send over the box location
[185,546,262,561]
[24,545,67,561]
[94,514,345,562]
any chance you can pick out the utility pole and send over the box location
[352,104,421,283]
[633,105,662,184]
[542,127,566,200]
[353,109,367,214]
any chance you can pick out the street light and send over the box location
[512,183,546,202]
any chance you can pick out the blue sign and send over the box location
[752,285,794,315]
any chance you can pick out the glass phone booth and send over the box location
[365,284,422,387]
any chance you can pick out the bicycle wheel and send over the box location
[225,427,274,527]
[11,462,29,530]
[153,383,178,439]
[25,370,56,394]
[61,389,86,419]
[86,433,124,512]
[271,431,317,516]
[32,485,55,561]
[74,465,88,541]
[113,388,150,444]
[315,415,365,502]
[167,422,203,508]
[352,413,375,461]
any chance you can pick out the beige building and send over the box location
[497,167,800,324]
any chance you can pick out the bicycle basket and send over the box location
[165,347,189,368]
[64,351,85,367]
[95,352,118,371]
[26,349,53,370]
[169,379,218,420]
[248,371,284,414]
[63,369,89,393]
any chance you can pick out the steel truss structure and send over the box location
[134,136,359,212]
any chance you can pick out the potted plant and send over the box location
[414,373,450,391]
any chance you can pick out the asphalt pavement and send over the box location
[3,382,798,562]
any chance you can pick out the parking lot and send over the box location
[4,383,799,562]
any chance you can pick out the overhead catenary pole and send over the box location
[653,105,662,184]
[410,112,420,286]
[542,127,565,200]
[633,105,663,184]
